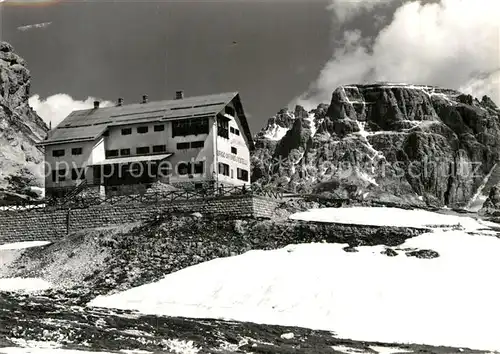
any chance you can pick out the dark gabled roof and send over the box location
[232,93,254,150]
[40,125,108,146]
[40,92,254,149]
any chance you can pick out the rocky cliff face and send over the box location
[253,83,500,208]
[0,42,48,202]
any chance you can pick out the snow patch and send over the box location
[8,339,61,349]
[289,207,487,231]
[262,124,289,141]
[0,349,116,354]
[357,171,378,186]
[280,332,294,340]
[466,162,497,212]
[355,121,385,173]
[305,113,317,137]
[29,186,45,198]
[331,345,366,353]
[0,241,51,250]
[369,346,411,354]
[162,339,200,354]
[0,278,51,292]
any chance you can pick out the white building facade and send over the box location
[40,92,254,197]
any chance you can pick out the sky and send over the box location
[0,0,499,133]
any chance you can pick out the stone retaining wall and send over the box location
[0,195,280,245]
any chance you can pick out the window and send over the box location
[51,170,67,182]
[230,126,240,136]
[218,162,230,176]
[94,167,101,181]
[153,144,166,153]
[53,169,67,182]
[158,162,171,177]
[52,149,65,157]
[231,169,234,179]
[71,168,85,180]
[136,146,150,155]
[120,148,130,156]
[177,162,189,176]
[217,114,229,139]
[172,120,186,137]
[154,124,165,132]
[231,147,237,155]
[71,147,82,156]
[137,126,148,134]
[103,165,112,177]
[177,141,204,149]
[105,150,119,158]
[172,117,209,137]
[176,161,203,176]
[127,164,142,175]
[225,105,235,117]
[177,142,190,150]
[237,168,249,182]
[190,117,210,136]
[121,128,132,135]
[191,141,204,149]
[193,162,204,174]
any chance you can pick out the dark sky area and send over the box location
[1,0,336,133]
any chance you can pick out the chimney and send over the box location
[93,100,100,109]
[117,98,124,107]
[175,90,184,100]
[142,95,148,104]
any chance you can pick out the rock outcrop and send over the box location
[252,83,500,208]
[479,183,500,217]
[0,42,48,202]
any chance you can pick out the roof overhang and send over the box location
[91,153,173,166]
[37,137,95,147]
[38,125,108,146]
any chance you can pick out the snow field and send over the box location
[88,207,500,351]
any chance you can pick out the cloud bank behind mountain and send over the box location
[294,0,500,108]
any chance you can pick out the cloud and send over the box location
[295,0,500,108]
[459,69,500,103]
[17,21,52,31]
[29,94,114,128]
[327,0,399,23]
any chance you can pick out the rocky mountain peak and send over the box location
[256,103,326,143]
[480,95,499,111]
[0,41,48,202]
[256,107,297,141]
[252,83,500,209]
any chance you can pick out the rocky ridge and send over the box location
[253,83,500,209]
[0,41,48,203]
